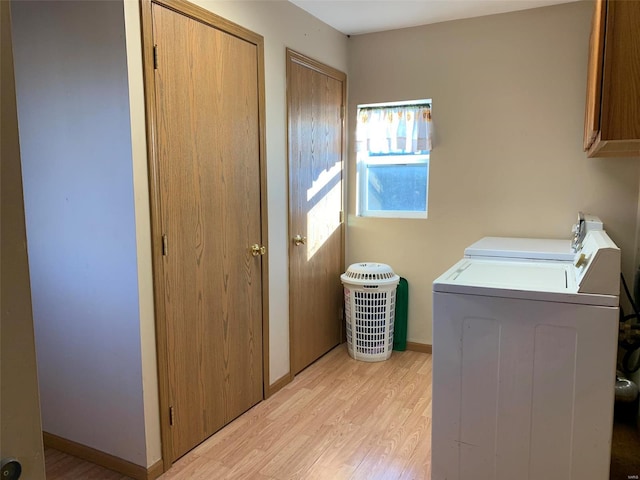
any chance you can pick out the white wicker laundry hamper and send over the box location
[341,263,400,362]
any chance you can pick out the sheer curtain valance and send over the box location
[357,104,432,154]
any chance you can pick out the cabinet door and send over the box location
[583,0,606,151]
[585,0,640,157]
[599,0,640,146]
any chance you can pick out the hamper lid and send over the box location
[341,263,400,286]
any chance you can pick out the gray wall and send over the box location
[347,1,640,345]
[11,0,147,465]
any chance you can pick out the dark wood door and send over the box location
[152,3,264,460]
[287,50,346,375]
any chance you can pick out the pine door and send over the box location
[287,50,346,375]
[152,3,265,461]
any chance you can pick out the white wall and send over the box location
[124,0,349,387]
[347,1,640,345]
[0,2,46,477]
[11,1,148,466]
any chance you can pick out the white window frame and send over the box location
[356,99,431,219]
[357,153,430,219]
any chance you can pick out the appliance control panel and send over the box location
[571,212,604,252]
[575,230,620,296]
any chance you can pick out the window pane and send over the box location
[365,164,428,212]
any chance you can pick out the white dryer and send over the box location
[464,236,575,261]
[432,230,620,480]
[464,213,603,262]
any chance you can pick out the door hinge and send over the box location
[169,406,174,426]
[162,234,168,256]
[153,45,159,70]
[340,105,345,120]
[339,211,344,223]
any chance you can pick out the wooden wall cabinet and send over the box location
[584,0,640,158]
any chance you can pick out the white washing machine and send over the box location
[432,230,620,480]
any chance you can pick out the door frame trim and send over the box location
[285,48,347,380]
[140,0,269,470]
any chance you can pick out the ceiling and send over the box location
[288,0,580,36]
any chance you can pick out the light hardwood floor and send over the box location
[46,345,432,480]
[45,447,132,480]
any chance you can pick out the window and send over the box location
[356,100,432,219]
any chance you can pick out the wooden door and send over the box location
[1,3,46,477]
[287,50,346,375]
[151,3,265,461]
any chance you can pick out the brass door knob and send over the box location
[293,234,307,246]
[250,244,266,256]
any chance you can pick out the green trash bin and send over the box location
[393,277,408,351]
